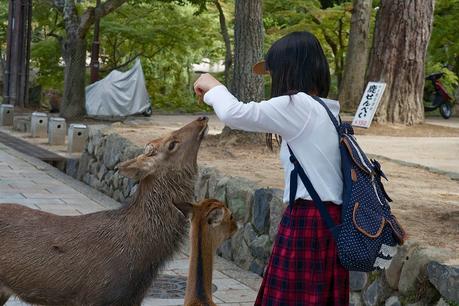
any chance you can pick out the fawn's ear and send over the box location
[207,207,225,227]
[174,202,194,218]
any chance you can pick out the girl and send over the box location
[194,31,349,306]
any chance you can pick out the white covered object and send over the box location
[192,58,225,73]
[85,59,150,117]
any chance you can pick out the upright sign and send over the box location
[352,82,386,128]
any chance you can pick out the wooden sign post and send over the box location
[352,82,386,128]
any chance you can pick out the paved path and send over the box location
[0,143,261,306]
[426,117,459,129]
[359,136,459,177]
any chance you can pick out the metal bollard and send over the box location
[68,124,88,153]
[48,117,67,145]
[31,112,49,138]
[13,115,31,133]
[0,104,14,126]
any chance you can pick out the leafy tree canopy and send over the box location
[97,1,224,111]
[2,0,457,111]
[263,0,352,97]
[426,0,459,97]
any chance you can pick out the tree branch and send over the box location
[79,0,128,38]
[51,0,64,13]
[63,0,80,40]
[100,52,143,73]
[48,32,64,45]
[78,7,95,38]
[214,0,233,86]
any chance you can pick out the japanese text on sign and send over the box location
[352,82,386,128]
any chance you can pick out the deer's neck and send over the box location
[185,221,216,305]
[122,167,195,246]
[128,167,195,211]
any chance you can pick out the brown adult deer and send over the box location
[0,117,209,306]
[183,199,237,306]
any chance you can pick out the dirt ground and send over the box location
[114,121,459,255]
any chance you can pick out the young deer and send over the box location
[0,117,209,306]
[182,199,237,306]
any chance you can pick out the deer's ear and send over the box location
[174,202,194,218]
[118,158,143,180]
[144,144,158,156]
[207,207,225,227]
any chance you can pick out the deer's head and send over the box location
[178,199,237,245]
[118,117,208,181]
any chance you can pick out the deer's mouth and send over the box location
[198,124,209,141]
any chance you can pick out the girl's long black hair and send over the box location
[265,31,331,150]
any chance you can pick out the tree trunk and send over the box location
[230,0,264,100]
[366,0,434,124]
[311,14,346,95]
[222,0,264,142]
[214,0,232,87]
[60,36,87,119]
[55,0,128,119]
[89,0,101,84]
[339,0,372,111]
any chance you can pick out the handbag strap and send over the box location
[287,96,341,240]
[287,145,338,239]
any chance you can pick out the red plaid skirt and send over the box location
[255,199,349,306]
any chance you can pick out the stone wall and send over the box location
[348,242,458,306]
[66,126,459,306]
[194,167,284,275]
[66,126,142,204]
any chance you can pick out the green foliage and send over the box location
[0,1,7,52]
[263,0,352,97]
[97,2,223,112]
[22,0,223,112]
[428,0,459,76]
[13,0,457,114]
[5,0,359,110]
[29,1,65,90]
[31,39,64,89]
[425,63,458,98]
[399,291,418,306]
[446,300,459,306]
[319,0,350,9]
[425,0,459,104]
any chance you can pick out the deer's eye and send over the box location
[168,141,179,151]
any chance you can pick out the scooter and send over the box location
[424,72,454,119]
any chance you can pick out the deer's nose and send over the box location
[197,116,208,122]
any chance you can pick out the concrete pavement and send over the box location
[0,143,261,306]
[359,136,459,178]
[426,117,459,129]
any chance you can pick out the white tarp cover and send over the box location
[85,59,150,117]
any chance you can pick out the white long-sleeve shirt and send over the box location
[204,85,343,205]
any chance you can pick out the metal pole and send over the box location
[22,0,32,107]
[17,0,31,108]
[90,0,101,83]
[11,0,22,107]
[3,0,14,104]
[4,0,32,107]
[5,0,21,106]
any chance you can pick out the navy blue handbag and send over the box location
[287,96,406,272]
